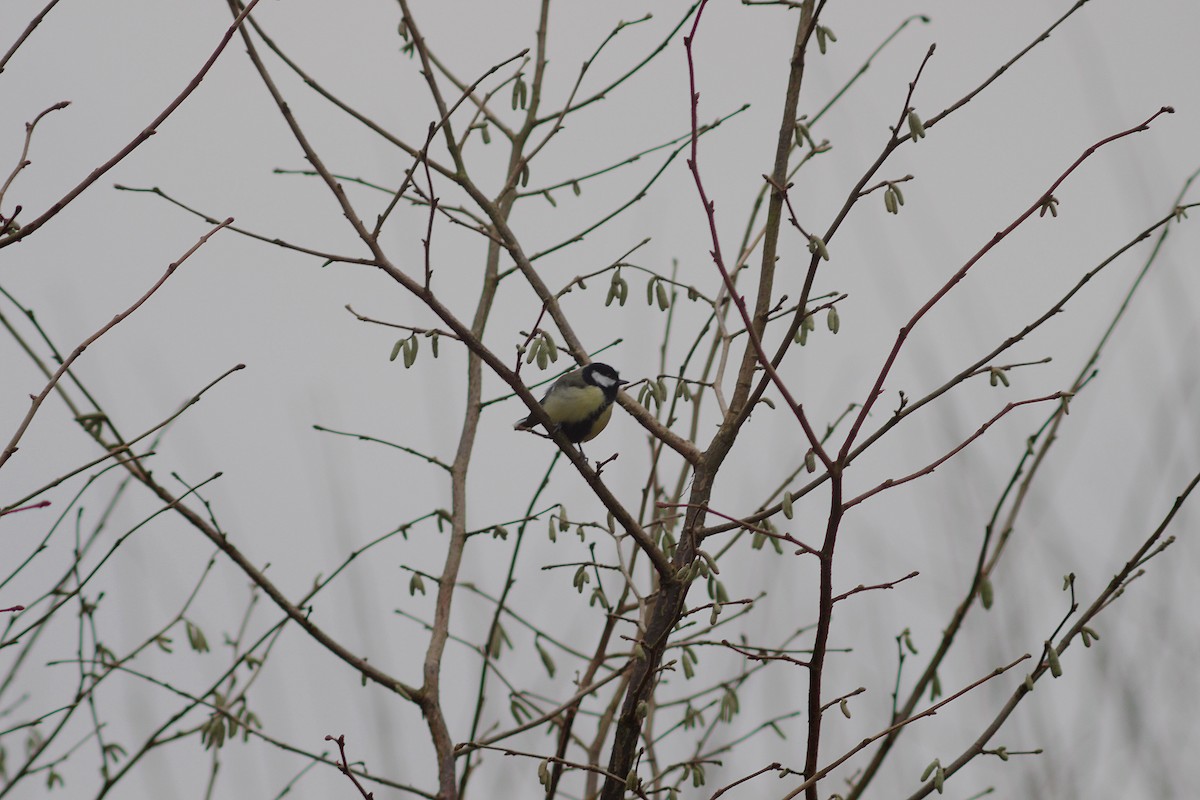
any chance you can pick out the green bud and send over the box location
[682,647,696,679]
[186,620,209,653]
[512,76,527,110]
[403,336,418,368]
[1046,641,1062,677]
[907,109,926,140]
[719,687,739,721]
[605,283,619,307]
[815,24,836,54]
[781,491,794,519]
[808,234,830,261]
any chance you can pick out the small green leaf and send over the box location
[185,620,209,653]
[536,640,557,677]
[980,576,994,609]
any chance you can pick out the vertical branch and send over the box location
[721,0,821,426]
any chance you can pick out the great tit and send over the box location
[514,363,628,451]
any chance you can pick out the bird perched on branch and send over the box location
[514,363,628,456]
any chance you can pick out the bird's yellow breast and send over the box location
[541,384,605,424]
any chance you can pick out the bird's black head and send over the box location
[582,363,628,399]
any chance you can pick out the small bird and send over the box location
[514,363,628,454]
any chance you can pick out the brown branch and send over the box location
[837,107,1173,461]
[0,0,264,249]
[707,762,783,800]
[0,101,70,218]
[832,571,920,604]
[843,392,1068,508]
[781,654,1031,800]
[324,735,375,800]
[0,0,65,74]
[900,467,1200,800]
[455,664,630,756]
[112,184,375,265]
[2,363,245,515]
[0,218,232,471]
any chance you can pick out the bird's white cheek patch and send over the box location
[592,374,617,389]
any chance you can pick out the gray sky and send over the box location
[2,2,1199,798]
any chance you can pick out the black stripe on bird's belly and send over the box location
[560,403,614,443]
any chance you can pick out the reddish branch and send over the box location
[837,107,1174,462]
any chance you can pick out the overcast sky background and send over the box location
[3,1,1199,798]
